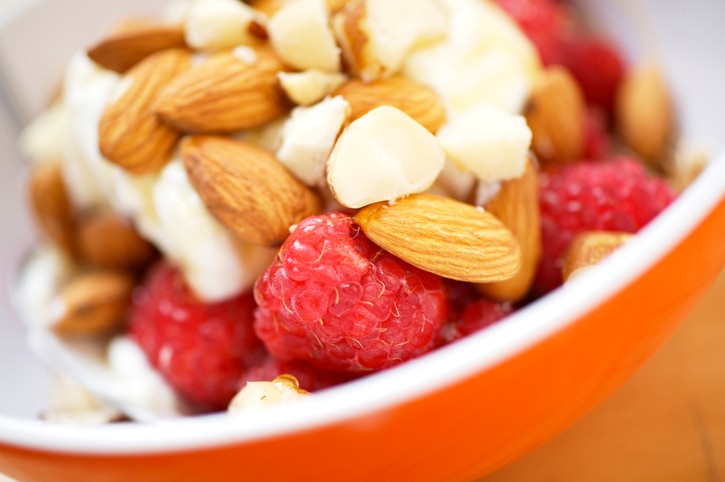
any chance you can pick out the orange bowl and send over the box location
[2,1,725,481]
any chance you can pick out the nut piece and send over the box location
[562,231,633,282]
[49,270,136,336]
[229,374,310,414]
[525,66,585,166]
[355,193,521,283]
[252,0,351,16]
[615,63,674,163]
[77,210,156,270]
[27,163,77,256]
[99,48,192,174]
[155,47,289,133]
[436,103,532,183]
[87,23,187,74]
[183,0,263,52]
[268,0,341,72]
[478,158,541,301]
[333,0,447,81]
[327,105,445,208]
[278,70,348,106]
[333,76,446,133]
[180,135,322,246]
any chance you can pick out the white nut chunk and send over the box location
[277,96,350,187]
[268,0,341,72]
[327,105,445,208]
[278,70,347,106]
[229,375,310,414]
[436,103,532,183]
[184,0,262,52]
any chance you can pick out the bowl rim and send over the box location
[1,148,724,454]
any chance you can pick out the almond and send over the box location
[561,231,633,282]
[99,48,192,175]
[524,66,585,166]
[180,135,322,246]
[615,63,674,164]
[333,77,446,133]
[478,158,541,301]
[87,23,187,74]
[27,163,77,256]
[354,193,521,283]
[50,270,136,336]
[155,47,289,133]
[77,209,157,271]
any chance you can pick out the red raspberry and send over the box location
[493,0,571,66]
[535,157,676,295]
[129,261,263,411]
[253,212,449,373]
[441,296,513,344]
[582,107,612,160]
[241,355,355,392]
[562,36,626,116]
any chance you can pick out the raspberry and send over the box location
[253,212,449,373]
[241,355,355,392]
[582,107,612,160]
[535,157,676,295]
[562,36,625,116]
[441,296,513,344]
[129,261,263,411]
[493,0,571,66]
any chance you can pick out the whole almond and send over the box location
[27,163,77,255]
[615,64,674,164]
[77,210,157,270]
[155,47,289,133]
[333,77,446,133]
[478,158,541,301]
[99,48,192,174]
[354,193,521,283]
[180,135,322,246]
[87,23,187,74]
[50,271,136,336]
[525,66,585,166]
[562,231,633,282]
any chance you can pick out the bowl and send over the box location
[2,1,725,481]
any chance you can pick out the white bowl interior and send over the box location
[1,0,725,452]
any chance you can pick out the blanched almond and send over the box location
[525,66,585,166]
[155,47,289,133]
[180,135,321,246]
[354,194,521,283]
[27,163,77,256]
[87,24,187,73]
[562,231,633,282]
[99,48,192,174]
[77,210,156,270]
[333,76,446,133]
[478,158,541,301]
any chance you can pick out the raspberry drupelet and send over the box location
[253,212,450,373]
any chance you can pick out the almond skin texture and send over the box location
[154,48,289,133]
[478,158,541,301]
[99,48,191,174]
[77,210,157,271]
[87,23,187,74]
[354,193,521,283]
[525,66,585,166]
[51,271,136,336]
[333,77,446,133]
[180,135,322,246]
[562,231,633,282]
[27,163,77,256]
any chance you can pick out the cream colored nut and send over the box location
[229,375,309,414]
[252,0,351,16]
[184,0,263,52]
[562,231,633,282]
[327,105,445,208]
[403,0,540,115]
[615,63,674,163]
[333,0,447,81]
[48,270,136,336]
[278,70,347,106]
[268,0,341,72]
[430,158,477,202]
[19,101,69,165]
[436,103,532,183]
[43,376,124,425]
[355,193,521,283]
[276,96,350,187]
